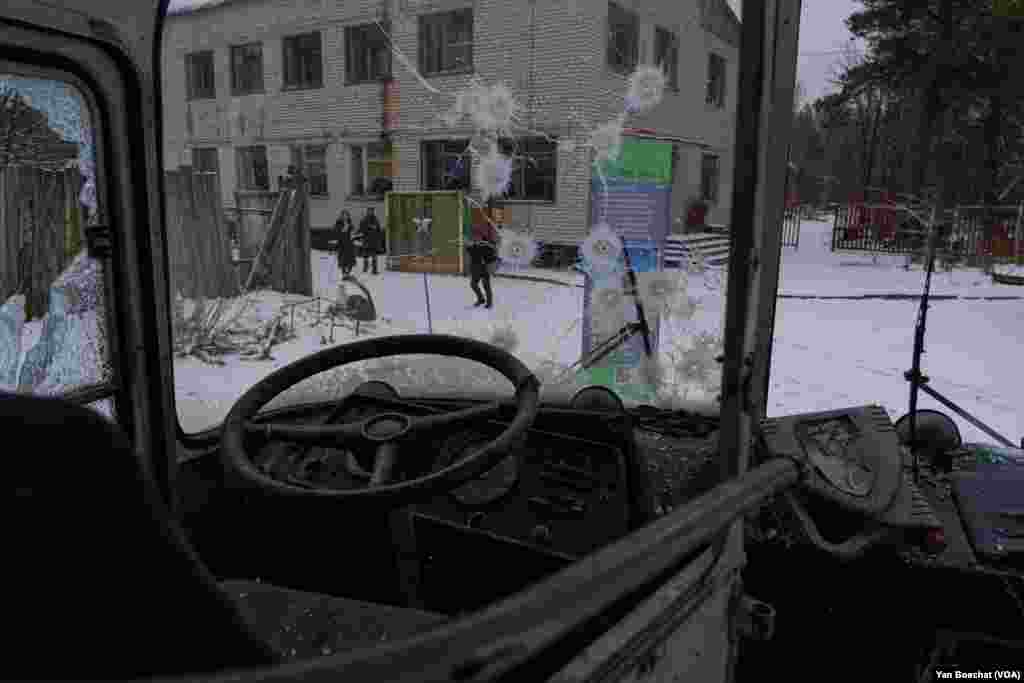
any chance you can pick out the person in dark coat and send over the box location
[334,209,357,279]
[358,207,384,275]
[467,222,499,308]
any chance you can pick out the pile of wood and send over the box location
[240,169,313,295]
[171,293,295,365]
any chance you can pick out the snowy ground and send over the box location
[170,217,1023,446]
[173,255,726,432]
[768,219,1023,445]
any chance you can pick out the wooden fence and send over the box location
[0,165,84,319]
[230,176,312,295]
[163,166,237,300]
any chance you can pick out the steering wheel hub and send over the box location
[362,413,413,441]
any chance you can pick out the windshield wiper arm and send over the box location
[560,245,655,378]
[621,246,653,357]
[568,321,647,373]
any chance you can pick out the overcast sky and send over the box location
[793,0,865,104]
[726,0,865,104]
[166,0,863,105]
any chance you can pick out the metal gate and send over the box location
[781,205,801,249]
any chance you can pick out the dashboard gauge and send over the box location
[570,385,625,413]
[436,431,520,506]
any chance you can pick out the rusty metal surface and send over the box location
[221,580,448,662]
[550,525,743,683]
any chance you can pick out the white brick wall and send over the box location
[162,0,738,243]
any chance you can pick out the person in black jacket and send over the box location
[334,209,357,279]
[467,222,498,308]
[358,207,384,275]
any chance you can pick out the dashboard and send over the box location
[416,421,632,557]
[251,383,643,562]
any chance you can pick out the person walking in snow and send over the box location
[334,209,357,279]
[358,207,384,275]
[467,222,499,308]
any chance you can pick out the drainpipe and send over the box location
[528,0,537,240]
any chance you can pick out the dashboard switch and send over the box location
[530,524,553,546]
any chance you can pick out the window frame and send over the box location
[706,52,726,108]
[191,147,219,176]
[345,22,393,84]
[0,58,126,429]
[185,50,215,100]
[421,139,472,192]
[497,137,557,203]
[348,141,395,198]
[607,2,639,75]
[654,26,679,91]
[701,153,721,203]
[236,145,270,190]
[418,8,475,77]
[230,42,264,96]
[298,143,329,197]
[282,31,323,91]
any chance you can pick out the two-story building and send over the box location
[162,0,739,247]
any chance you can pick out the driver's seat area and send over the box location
[2,392,447,680]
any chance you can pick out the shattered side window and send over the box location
[0,76,113,420]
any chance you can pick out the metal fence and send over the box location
[953,205,1024,263]
[831,202,1024,264]
[664,233,731,270]
[781,206,801,249]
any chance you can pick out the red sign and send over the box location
[382,79,398,131]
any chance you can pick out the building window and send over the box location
[701,154,720,203]
[230,43,264,95]
[346,23,392,83]
[706,53,726,108]
[192,147,219,176]
[607,2,638,74]
[419,9,474,76]
[283,32,323,90]
[237,146,269,190]
[185,51,215,100]
[654,27,679,90]
[497,137,556,201]
[294,144,328,196]
[349,142,396,196]
[422,140,470,191]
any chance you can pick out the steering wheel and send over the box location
[220,334,541,510]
